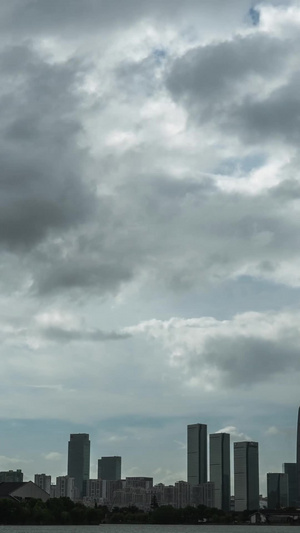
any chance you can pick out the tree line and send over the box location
[0,496,296,525]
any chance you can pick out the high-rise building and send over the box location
[296,407,300,506]
[187,423,207,485]
[98,456,121,480]
[67,433,90,497]
[209,432,230,511]
[234,441,259,511]
[283,463,297,507]
[0,470,23,482]
[56,476,75,500]
[34,473,51,494]
[267,473,289,509]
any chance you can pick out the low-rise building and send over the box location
[0,481,49,502]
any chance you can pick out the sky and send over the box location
[0,0,299,496]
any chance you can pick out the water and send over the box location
[0,526,296,533]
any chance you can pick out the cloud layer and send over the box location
[0,0,299,491]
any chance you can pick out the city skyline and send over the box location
[0,0,299,497]
[3,407,300,503]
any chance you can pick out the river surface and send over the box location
[0,526,297,533]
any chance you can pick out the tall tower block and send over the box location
[187,423,207,485]
[210,433,230,511]
[234,441,259,511]
[67,433,90,497]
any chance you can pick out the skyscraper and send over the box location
[234,441,259,511]
[98,456,121,480]
[296,407,300,506]
[267,473,289,509]
[67,433,90,497]
[209,432,230,511]
[283,463,297,507]
[187,423,207,485]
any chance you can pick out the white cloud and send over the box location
[216,426,252,441]
[44,452,63,461]
[265,426,280,436]
[125,310,300,389]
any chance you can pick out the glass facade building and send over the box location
[283,463,297,507]
[67,433,90,497]
[187,423,207,485]
[234,441,259,511]
[98,456,121,480]
[209,433,230,511]
[267,473,289,509]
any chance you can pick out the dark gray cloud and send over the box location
[166,30,298,148]
[35,252,135,296]
[0,44,96,250]
[271,178,300,201]
[228,73,300,145]
[192,333,300,387]
[23,169,300,296]
[167,32,289,106]
[0,0,298,302]
[0,0,251,37]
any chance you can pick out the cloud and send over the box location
[167,32,289,109]
[126,310,300,389]
[28,169,300,296]
[265,426,280,436]
[0,0,298,493]
[41,326,130,343]
[0,0,252,40]
[34,310,131,342]
[0,44,96,251]
[107,435,128,443]
[216,426,252,441]
[166,14,300,151]
[44,452,63,461]
[0,5,298,299]
[229,73,300,146]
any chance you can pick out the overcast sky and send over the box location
[0,0,299,495]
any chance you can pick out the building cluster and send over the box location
[1,407,300,511]
[187,424,258,512]
[187,422,297,513]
